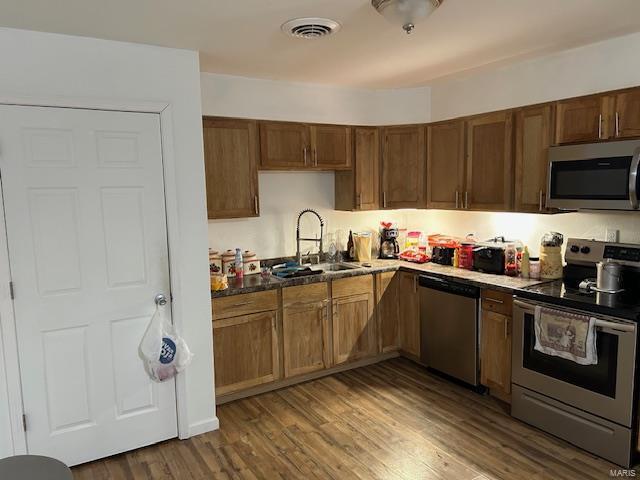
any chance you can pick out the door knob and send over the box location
[155,294,168,306]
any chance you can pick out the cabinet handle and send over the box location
[383,191,387,208]
[356,192,361,209]
[465,191,469,209]
[615,111,620,137]
[485,297,504,304]
[254,195,259,215]
[504,317,509,340]
[539,189,544,212]
[303,146,308,165]
[232,301,253,307]
[598,114,603,139]
[313,149,318,167]
[455,190,459,209]
[413,275,417,293]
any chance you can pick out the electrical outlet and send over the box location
[605,228,619,243]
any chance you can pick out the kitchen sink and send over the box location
[312,262,361,272]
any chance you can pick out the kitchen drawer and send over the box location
[332,275,373,298]
[481,289,513,316]
[212,289,278,320]
[283,282,329,307]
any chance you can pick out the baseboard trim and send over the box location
[216,351,401,405]
[183,417,219,439]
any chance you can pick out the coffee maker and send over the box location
[379,225,400,259]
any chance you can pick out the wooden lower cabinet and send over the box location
[212,310,280,396]
[332,292,377,365]
[480,289,513,402]
[398,272,420,358]
[376,271,399,352]
[282,283,331,378]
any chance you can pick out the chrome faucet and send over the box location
[296,209,324,265]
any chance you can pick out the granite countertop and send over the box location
[211,259,546,299]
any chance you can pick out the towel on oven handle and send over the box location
[534,306,597,365]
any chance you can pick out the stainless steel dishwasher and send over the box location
[419,274,481,386]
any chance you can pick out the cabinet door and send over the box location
[335,127,379,211]
[555,95,611,144]
[381,126,426,209]
[398,272,420,358]
[282,300,330,377]
[213,310,279,396]
[465,111,513,211]
[480,309,511,400]
[376,271,399,353]
[259,121,310,169]
[514,104,553,212]
[311,124,352,170]
[332,292,377,365]
[614,89,640,139]
[203,117,259,219]
[427,120,465,209]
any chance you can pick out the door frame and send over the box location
[0,95,192,456]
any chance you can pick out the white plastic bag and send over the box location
[139,305,193,382]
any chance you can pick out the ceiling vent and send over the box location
[281,17,341,39]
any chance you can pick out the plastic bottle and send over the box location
[453,248,460,268]
[521,246,530,279]
[505,243,518,277]
[234,248,244,280]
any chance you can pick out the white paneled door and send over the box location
[0,105,177,466]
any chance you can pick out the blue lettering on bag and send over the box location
[160,337,176,364]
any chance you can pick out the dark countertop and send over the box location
[211,259,546,299]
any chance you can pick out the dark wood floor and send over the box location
[73,358,619,479]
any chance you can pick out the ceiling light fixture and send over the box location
[371,0,442,34]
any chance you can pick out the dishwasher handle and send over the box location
[418,275,480,299]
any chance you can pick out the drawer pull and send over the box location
[232,301,254,307]
[484,297,504,304]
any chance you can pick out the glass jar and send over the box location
[529,257,541,280]
[505,243,518,277]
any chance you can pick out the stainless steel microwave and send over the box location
[547,139,640,211]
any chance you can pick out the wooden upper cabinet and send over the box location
[310,124,352,170]
[427,120,465,209]
[203,117,259,219]
[381,125,426,209]
[555,95,611,144]
[335,127,380,211]
[613,89,640,139]
[465,111,514,211]
[259,121,310,169]
[514,104,554,213]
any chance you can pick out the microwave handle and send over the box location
[630,147,640,209]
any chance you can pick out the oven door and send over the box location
[512,298,637,427]
[547,140,640,211]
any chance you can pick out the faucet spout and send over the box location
[295,208,324,265]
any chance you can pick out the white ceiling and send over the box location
[2,0,640,88]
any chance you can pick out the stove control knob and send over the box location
[581,246,591,254]
[570,245,580,253]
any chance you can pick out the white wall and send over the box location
[202,73,430,258]
[411,31,640,251]
[0,28,215,458]
[430,31,640,121]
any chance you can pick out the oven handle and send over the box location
[630,146,640,210]
[513,299,636,334]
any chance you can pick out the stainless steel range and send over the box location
[512,238,640,467]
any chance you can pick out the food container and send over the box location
[540,245,563,279]
[406,231,421,250]
[210,273,228,291]
[222,249,238,278]
[431,246,456,266]
[596,260,624,293]
[242,250,261,275]
[458,244,475,270]
[209,249,222,275]
[354,233,372,262]
[529,257,541,280]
